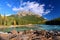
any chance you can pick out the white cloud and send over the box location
[44,17,47,19]
[1,14,11,16]
[12,1,52,16]
[12,7,20,11]
[5,14,12,16]
[7,3,12,7]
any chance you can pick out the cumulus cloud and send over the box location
[12,1,52,16]
[7,3,12,7]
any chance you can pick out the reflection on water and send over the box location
[0,25,60,32]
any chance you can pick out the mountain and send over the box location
[17,11,41,17]
[45,18,60,25]
[0,11,46,26]
[9,11,46,25]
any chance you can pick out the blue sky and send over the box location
[0,0,60,20]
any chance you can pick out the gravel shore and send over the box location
[0,30,60,40]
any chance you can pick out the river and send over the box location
[0,25,60,32]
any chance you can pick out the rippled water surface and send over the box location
[39,25,60,31]
[0,25,60,32]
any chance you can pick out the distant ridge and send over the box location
[45,18,60,25]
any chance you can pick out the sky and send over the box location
[0,0,60,20]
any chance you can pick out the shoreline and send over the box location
[0,30,60,40]
[0,24,35,28]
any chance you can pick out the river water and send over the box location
[0,25,60,32]
[39,25,60,31]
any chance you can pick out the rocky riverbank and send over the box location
[0,24,35,29]
[0,30,60,40]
